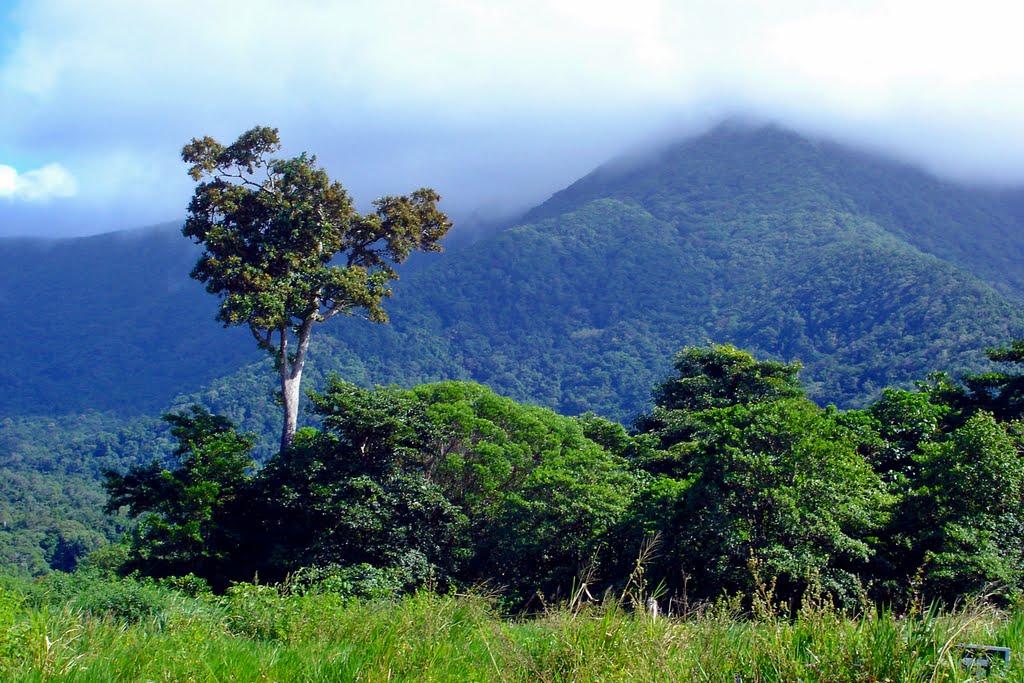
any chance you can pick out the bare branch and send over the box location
[322,303,349,320]
[248,324,274,351]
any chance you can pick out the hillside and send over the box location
[2,124,1024,428]
[0,225,260,417]
[527,124,1024,297]
[303,124,1024,420]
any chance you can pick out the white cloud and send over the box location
[0,165,15,196]
[2,0,1024,235]
[0,162,77,201]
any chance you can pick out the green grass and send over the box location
[1,575,1022,682]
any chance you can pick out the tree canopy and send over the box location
[629,344,887,602]
[81,340,1024,609]
[181,126,452,450]
[103,406,256,587]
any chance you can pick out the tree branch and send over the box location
[249,325,274,352]
[290,317,316,381]
[321,303,350,321]
[213,161,277,196]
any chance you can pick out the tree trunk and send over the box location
[280,372,301,452]
[278,320,314,452]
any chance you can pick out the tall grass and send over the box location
[1,573,1021,682]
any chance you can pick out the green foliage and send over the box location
[0,585,30,672]
[661,401,886,602]
[635,344,805,475]
[80,340,1024,609]
[957,340,1024,420]
[258,430,469,590]
[182,127,449,334]
[471,415,636,602]
[0,411,183,575]
[630,344,888,603]
[181,124,452,448]
[254,383,466,587]
[912,413,1024,598]
[406,382,637,602]
[257,380,638,603]
[0,464,131,576]
[0,570,1022,682]
[287,564,410,601]
[14,568,175,625]
[0,226,262,419]
[859,353,1024,604]
[865,387,950,485]
[0,412,177,482]
[652,343,804,412]
[103,406,256,585]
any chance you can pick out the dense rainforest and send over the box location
[11,341,1024,611]
[93,341,1024,609]
[3,123,1024,613]
[6,343,1024,681]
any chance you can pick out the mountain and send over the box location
[3,124,1024,428]
[527,125,1024,297]
[5,122,1024,574]
[0,224,261,417]
[298,123,1024,420]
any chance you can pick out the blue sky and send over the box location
[2,0,1024,237]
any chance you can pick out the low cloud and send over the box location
[1,0,1024,236]
[0,162,77,201]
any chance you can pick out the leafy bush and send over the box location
[0,586,29,672]
[24,569,175,623]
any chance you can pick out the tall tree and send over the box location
[630,344,886,603]
[181,126,452,450]
[635,343,805,476]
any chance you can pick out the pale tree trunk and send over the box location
[280,372,302,452]
[278,319,314,452]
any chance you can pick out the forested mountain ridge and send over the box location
[299,124,1024,419]
[4,122,1024,577]
[0,225,260,417]
[526,123,1024,297]
[3,123,1024,428]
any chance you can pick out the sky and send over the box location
[1,0,1023,238]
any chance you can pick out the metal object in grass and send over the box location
[957,644,1010,677]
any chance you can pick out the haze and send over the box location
[2,0,1023,237]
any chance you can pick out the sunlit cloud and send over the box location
[0,162,77,201]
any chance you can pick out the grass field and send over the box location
[1,572,1022,682]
